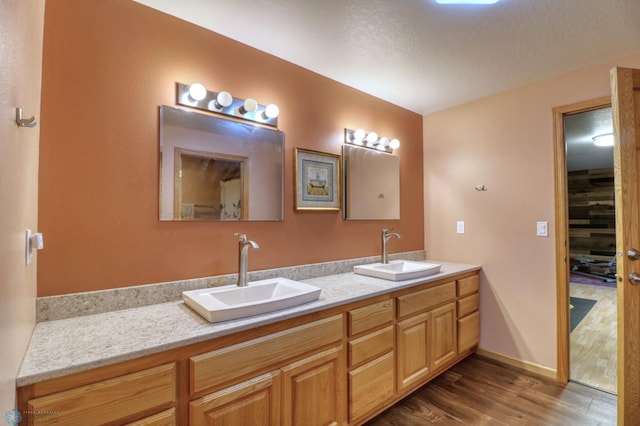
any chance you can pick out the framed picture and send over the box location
[294,148,341,211]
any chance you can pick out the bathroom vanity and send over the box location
[16,262,479,425]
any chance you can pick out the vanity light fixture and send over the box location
[344,128,400,153]
[592,133,614,147]
[176,82,279,127]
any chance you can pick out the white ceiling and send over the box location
[565,106,613,172]
[133,0,640,115]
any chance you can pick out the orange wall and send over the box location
[424,54,640,370]
[38,0,424,296]
[0,0,44,411]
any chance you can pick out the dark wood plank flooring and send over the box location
[365,354,616,425]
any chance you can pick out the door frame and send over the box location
[553,96,612,383]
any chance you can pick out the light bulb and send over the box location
[352,129,366,143]
[389,139,400,149]
[240,98,258,114]
[263,104,280,119]
[377,137,390,150]
[188,83,207,101]
[215,91,233,108]
[366,132,378,145]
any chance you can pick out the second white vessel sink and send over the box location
[354,260,441,281]
[182,278,321,322]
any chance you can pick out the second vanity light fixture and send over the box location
[177,82,280,127]
[344,128,400,154]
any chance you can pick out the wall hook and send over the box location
[16,108,37,128]
[475,184,486,191]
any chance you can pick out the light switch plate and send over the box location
[536,221,548,237]
[457,221,465,234]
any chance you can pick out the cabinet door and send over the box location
[348,351,394,423]
[431,302,457,370]
[396,312,431,392]
[458,311,480,354]
[189,371,281,426]
[125,408,176,426]
[281,346,345,426]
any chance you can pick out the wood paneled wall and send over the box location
[568,168,616,263]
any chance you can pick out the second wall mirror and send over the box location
[342,145,400,220]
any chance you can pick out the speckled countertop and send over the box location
[17,260,480,387]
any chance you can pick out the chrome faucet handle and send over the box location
[235,233,247,242]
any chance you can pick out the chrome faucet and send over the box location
[236,233,259,287]
[381,228,400,264]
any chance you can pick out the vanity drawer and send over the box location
[457,293,479,318]
[349,325,394,367]
[27,363,176,426]
[348,299,393,336]
[396,281,456,318]
[190,315,342,394]
[457,275,479,297]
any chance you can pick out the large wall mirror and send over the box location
[342,145,400,220]
[160,106,284,221]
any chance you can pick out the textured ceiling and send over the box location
[133,0,640,114]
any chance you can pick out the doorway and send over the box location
[554,97,617,393]
[174,148,247,220]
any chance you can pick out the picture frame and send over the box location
[294,148,341,211]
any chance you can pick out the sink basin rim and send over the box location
[182,278,321,322]
[353,260,441,281]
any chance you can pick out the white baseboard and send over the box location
[475,348,558,381]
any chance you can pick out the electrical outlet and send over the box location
[457,221,465,234]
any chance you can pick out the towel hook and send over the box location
[16,108,37,128]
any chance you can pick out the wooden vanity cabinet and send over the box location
[18,270,480,426]
[189,315,345,426]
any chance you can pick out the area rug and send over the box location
[570,297,597,333]
[570,273,617,288]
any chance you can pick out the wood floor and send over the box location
[570,282,617,393]
[365,354,616,425]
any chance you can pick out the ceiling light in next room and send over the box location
[436,0,499,4]
[592,133,615,147]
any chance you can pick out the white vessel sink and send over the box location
[182,278,321,322]
[354,260,441,281]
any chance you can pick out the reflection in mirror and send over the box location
[342,145,400,220]
[160,106,284,221]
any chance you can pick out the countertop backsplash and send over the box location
[36,250,426,322]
